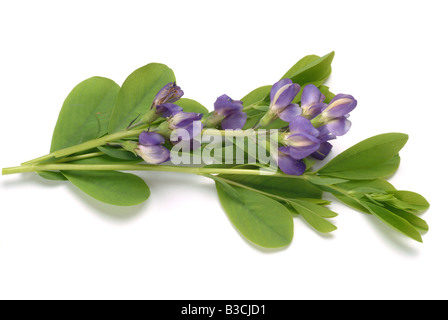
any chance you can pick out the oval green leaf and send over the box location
[218,174,322,199]
[176,98,209,114]
[215,181,294,248]
[332,179,396,214]
[388,191,430,213]
[108,63,175,133]
[318,133,408,175]
[362,201,422,242]
[383,205,429,231]
[321,155,401,180]
[290,199,337,233]
[241,85,272,108]
[37,171,68,181]
[62,170,150,206]
[281,52,334,86]
[50,77,120,152]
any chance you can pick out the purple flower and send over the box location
[300,84,327,119]
[269,79,302,122]
[213,94,247,130]
[277,147,306,176]
[321,94,357,136]
[282,116,321,160]
[310,125,335,160]
[152,82,184,108]
[136,132,170,164]
[168,111,203,142]
[311,141,333,160]
[156,103,183,117]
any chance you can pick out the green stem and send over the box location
[21,127,272,167]
[21,128,145,166]
[2,163,309,179]
[52,152,105,163]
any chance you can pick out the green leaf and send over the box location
[281,52,334,86]
[384,205,429,231]
[291,199,338,218]
[298,198,332,206]
[98,146,140,161]
[334,194,370,214]
[307,176,349,185]
[320,155,401,180]
[332,179,396,214]
[218,174,322,199]
[62,170,150,206]
[176,98,209,114]
[241,86,272,130]
[337,179,396,192]
[362,201,423,242]
[290,199,337,233]
[50,77,120,152]
[241,85,272,108]
[215,181,294,248]
[318,85,336,103]
[37,171,68,181]
[388,191,430,213]
[349,187,388,196]
[108,63,175,133]
[318,133,408,175]
[242,116,261,130]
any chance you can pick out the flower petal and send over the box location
[273,83,301,111]
[278,104,302,122]
[156,103,183,117]
[288,144,320,160]
[301,84,322,108]
[283,132,321,159]
[289,116,319,136]
[214,94,243,117]
[270,79,292,102]
[317,125,336,142]
[221,111,247,130]
[171,121,203,142]
[322,94,357,119]
[139,131,165,146]
[277,152,306,176]
[326,118,352,136]
[303,102,326,119]
[136,145,170,164]
[311,142,333,160]
[153,82,184,107]
[170,112,203,129]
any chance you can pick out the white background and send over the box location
[0,0,447,300]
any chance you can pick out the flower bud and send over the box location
[135,131,170,164]
[300,84,327,119]
[322,94,357,119]
[152,82,184,108]
[207,94,247,130]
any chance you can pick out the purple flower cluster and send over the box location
[135,80,356,177]
[136,82,203,164]
[269,80,357,176]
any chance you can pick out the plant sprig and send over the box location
[2,52,429,249]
